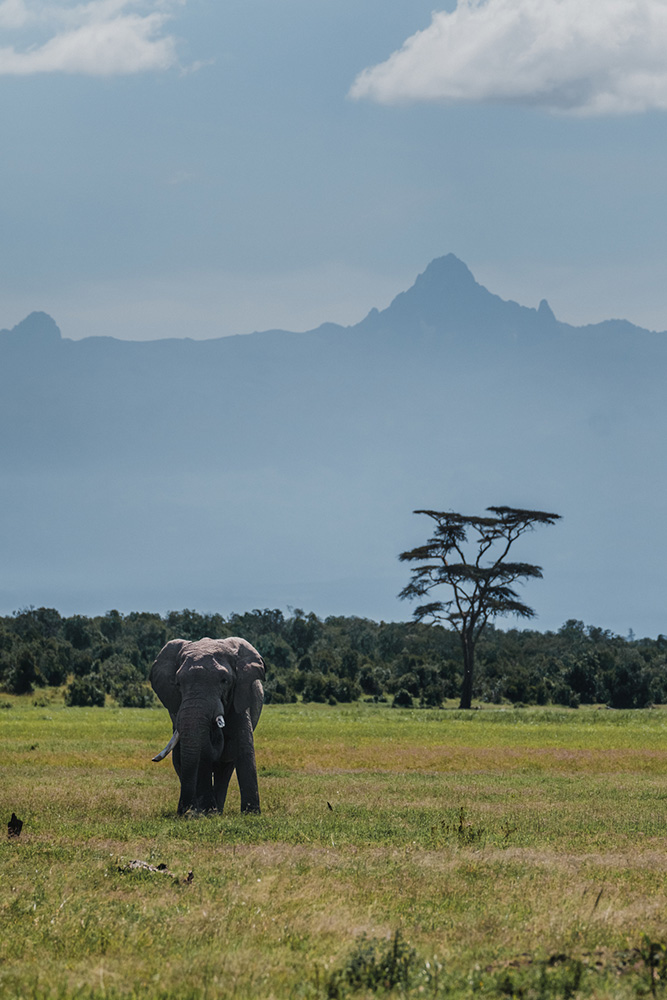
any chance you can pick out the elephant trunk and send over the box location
[175,697,225,814]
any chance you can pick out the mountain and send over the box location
[357,254,560,337]
[1,255,665,636]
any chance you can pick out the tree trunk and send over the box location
[459,631,475,710]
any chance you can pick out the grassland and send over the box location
[2,697,667,998]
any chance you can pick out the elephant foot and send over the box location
[179,806,219,819]
[178,791,218,815]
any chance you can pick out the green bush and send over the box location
[263,677,297,704]
[392,688,413,708]
[2,648,37,695]
[115,683,155,708]
[329,677,361,703]
[302,671,328,703]
[65,675,105,707]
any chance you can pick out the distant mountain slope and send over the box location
[356,254,560,337]
[1,255,665,636]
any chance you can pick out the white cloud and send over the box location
[350,0,667,116]
[0,0,32,29]
[0,0,180,75]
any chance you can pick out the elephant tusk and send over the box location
[215,714,225,728]
[151,729,180,762]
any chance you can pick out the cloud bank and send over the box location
[0,0,180,74]
[350,0,667,116]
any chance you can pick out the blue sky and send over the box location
[3,0,667,340]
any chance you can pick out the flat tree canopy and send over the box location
[399,506,561,709]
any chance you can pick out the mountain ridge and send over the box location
[3,254,663,346]
[1,254,666,637]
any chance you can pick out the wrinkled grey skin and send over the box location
[149,637,265,815]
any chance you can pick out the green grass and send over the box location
[2,699,667,998]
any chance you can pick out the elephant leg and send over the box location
[236,752,261,814]
[196,767,216,813]
[213,761,235,813]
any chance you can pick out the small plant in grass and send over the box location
[429,807,487,847]
[324,931,418,997]
[490,956,585,999]
[638,936,667,997]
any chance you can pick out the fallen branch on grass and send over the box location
[118,860,193,884]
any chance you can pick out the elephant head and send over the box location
[149,636,265,814]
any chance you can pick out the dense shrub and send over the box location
[359,665,384,696]
[35,640,71,687]
[115,683,155,708]
[302,672,328,703]
[328,677,361,703]
[2,648,37,695]
[65,675,105,707]
[264,677,297,704]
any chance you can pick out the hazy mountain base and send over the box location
[1,254,666,632]
[2,702,667,999]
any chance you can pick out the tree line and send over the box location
[1,605,666,710]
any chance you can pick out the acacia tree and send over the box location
[399,506,561,709]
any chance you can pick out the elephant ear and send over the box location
[229,638,265,728]
[150,639,188,719]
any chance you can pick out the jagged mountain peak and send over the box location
[414,253,477,288]
[2,311,62,344]
[391,254,482,314]
[357,253,553,338]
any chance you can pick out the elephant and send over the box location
[149,636,265,815]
